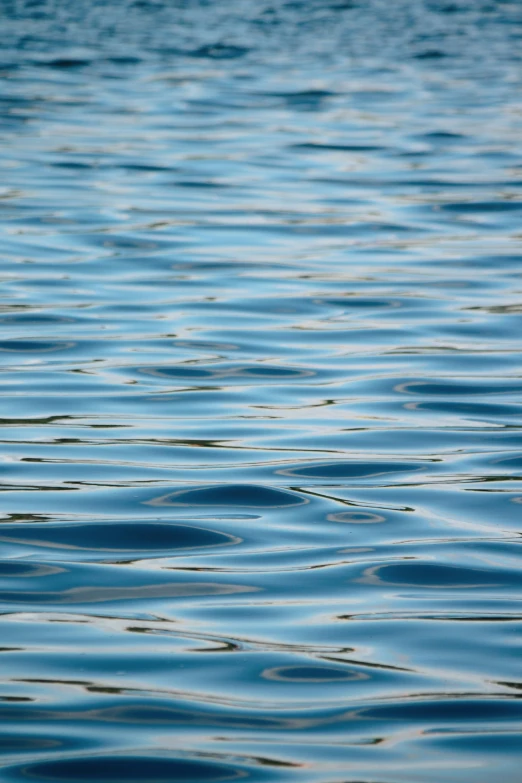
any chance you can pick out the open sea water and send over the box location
[1,1,522,780]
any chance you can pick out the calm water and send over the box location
[1,1,522,781]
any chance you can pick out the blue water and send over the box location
[1,1,522,780]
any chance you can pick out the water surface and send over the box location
[1,1,522,781]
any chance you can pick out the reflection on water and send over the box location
[1,0,522,781]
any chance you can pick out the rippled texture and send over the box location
[1,1,522,781]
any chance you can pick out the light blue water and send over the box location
[1,1,522,781]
